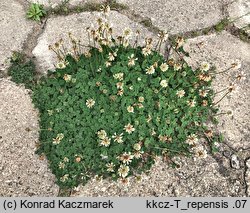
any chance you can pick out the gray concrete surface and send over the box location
[0,0,34,73]
[0,79,59,196]
[184,31,250,150]
[0,0,249,197]
[228,0,250,33]
[73,154,245,196]
[28,0,104,8]
[117,0,225,34]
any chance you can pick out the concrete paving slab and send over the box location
[32,11,155,73]
[0,0,34,73]
[28,0,104,8]
[0,78,59,196]
[73,154,245,196]
[117,0,225,34]
[246,158,250,196]
[228,0,250,33]
[184,31,250,150]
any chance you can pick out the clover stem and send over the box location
[214,112,230,117]
[158,39,163,52]
[213,91,230,105]
[87,31,91,46]
[210,67,231,75]
[214,87,229,95]
[61,43,67,56]
[164,44,172,61]
[154,39,160,51]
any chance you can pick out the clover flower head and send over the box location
[118,152,134,164]
[146,65,155,75]
[118,164,130,178]
[127,105,134,113]
[124,123,135,134]
[86,98,95,108]
[97,130,107,139]
[176,89,185,98]
[112,133,124,143]
[160,63,169,72]
[106,162,115,172]
[160,79,168,88]
[100,137,111,147]
[187,99,196,107]
[200,62,210,71]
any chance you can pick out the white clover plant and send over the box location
[32,5,245,188]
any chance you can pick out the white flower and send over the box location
[123,28,132,38]
[116,82,123,89]
[118,177,130,186]
[112,133,124,143]
[176,90,185,98]
[58,162,65,169]
[202,100,208,106]
[127,106,134,113]
[160,63,169,72]
[113,73,124,81]
[199,89,209,97]
[105,61,111,67]
[137,103,144,108]
[128,54,138,66]
[124,123,135,134]
[60,174,69,182]
[187,99,196,107]
[97,130,107,139]
[108,52,115,61]
[106,162,115,172]
[174,63,182,71]
[146,65,155,74]
[84,51,91,58]
[53,133,64,145]
[133,150,144,159]
[118,152,134,164]
[86,99,95,108]
[158,135,172,143]
[123,39,129,47]
[200,62,210,71]
[117,89,124,96]
[100,5,110,15]
[100,154,108,160]
[133,143,141,151]
[56,62,65,70]
[186,134,198,145]
[158,31,168,41]
[118,164,130,178]
[214,142,220,148]
[47,110,53,116]
[100,137,111,147]
[138,96,144,102]
[63,157,69,162]
[63,74,72,82]
[204,74,212,82]
[176,37,185,48]
[142,47,152,56]
[160,80,168,88]
[193,145,207,159]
